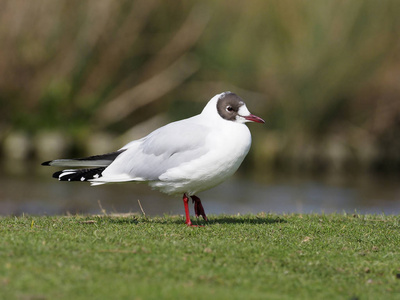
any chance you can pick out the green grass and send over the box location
[1,213,400,299]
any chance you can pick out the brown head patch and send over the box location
[216,92,245,121]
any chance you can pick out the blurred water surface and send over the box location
[1,167,399,217]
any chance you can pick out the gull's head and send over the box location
[214,91,265,124]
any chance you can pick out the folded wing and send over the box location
[91,119,211,184]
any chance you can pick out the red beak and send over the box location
[244,114,265,124]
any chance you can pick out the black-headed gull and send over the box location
[42,92,265,226]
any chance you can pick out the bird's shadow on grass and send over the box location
[168,215,287,226]
[208,216,286,225]
[98,214,286,226]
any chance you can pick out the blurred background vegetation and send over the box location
[1,0,400,175]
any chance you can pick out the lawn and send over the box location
[1,213,399,299]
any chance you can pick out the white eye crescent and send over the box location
[226,106,233,112]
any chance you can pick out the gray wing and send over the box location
[100,118,210,181]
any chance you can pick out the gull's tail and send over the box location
[42,150,126,184]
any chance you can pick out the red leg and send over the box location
[183,193,192,225]
[183,193,195,226]
[191,195,208,221]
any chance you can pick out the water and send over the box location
[1,166,399,216]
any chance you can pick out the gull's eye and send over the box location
[226,106,233,112]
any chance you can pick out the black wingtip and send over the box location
[41,161,51,166]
